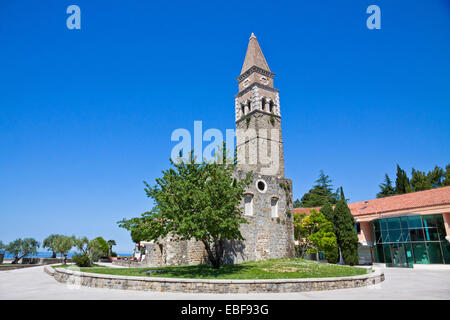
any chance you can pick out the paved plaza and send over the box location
[0,264,449,300]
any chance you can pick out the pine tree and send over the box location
[411,168,432,191]
[293,199,302,208]
[395,164,412,194]
[427,166,444,187]
[443,164,450,186]
[376,174,396,198]
[300,170,339,207]
[333,190,359,266]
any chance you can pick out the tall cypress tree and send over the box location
[395,164,412,194]
[333,188,359,266]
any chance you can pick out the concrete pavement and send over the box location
[0,264,449,299]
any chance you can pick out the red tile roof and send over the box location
[293,186,450,217]
[348,186,450,216]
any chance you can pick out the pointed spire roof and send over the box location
[240,33,271,75]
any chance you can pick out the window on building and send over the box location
[241,104,245,116]
[271,197,278,218]
[269,100,274,113]
[244,194,253,216]
[355,222,361,234]
[247,100,252,112]
[261,98,266,111]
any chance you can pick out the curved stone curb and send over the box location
[44,265,384,293]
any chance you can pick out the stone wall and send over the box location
[45,266,384,293]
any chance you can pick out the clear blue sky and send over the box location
[1,1,449,252]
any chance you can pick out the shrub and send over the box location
[72,253,92,267]
[110,251,117,257]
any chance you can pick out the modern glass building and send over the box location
[350,186,450,267]
[294,186,450,267]
[372,214,450,267]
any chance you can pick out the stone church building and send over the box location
[140,34,295,266]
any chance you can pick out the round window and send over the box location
[256,179,267,193]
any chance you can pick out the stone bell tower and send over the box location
[231,33,295,263]
[235,33,285,177]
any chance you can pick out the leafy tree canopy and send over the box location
[53,235,75,258]
[43,234,64,258]
[293,209,338,263]
[118,148,251,269]
[6,238,40,264]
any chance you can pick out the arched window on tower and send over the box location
[269,100,274,113]
[247,100,252,113]
[241,104,245,116]
[271,197,279,218]
[244,194,253,216]
[261,98,266,111]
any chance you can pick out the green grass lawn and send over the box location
[55,258,367,280]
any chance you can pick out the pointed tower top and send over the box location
[240,33,271,75]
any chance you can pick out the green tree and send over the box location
[0,241,5,253]
[411,168,432,191]
[333,191,359,266]
[300,170,338,207]
[74,236,89,255]
[443,164,450,186]
[118,149,251,269]
[376,174,396,198]
[395,164,412,194]
[42,234,63,258]
[427,166,444,187]
[319,201,334,227]
[53,236,75,263]
[6,238,40,264]
[89,237,109,261]
[293,209,338,262]
[107,240,117,257]
[293,199,302,208]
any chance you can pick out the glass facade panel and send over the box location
[372,214,448,265]
[404,243,414,268]
[442,242,450,264]
[383,244,392,264]
[387,217,400,230]
[400,216,409,229]
[410,229,425,241]
[381,230,389,242]
[375,244,385,263]
[390,229,402,242]
[412,243,429,264]
[424,228,440,241]
[402,229,410,242]
[426,242,443,264]
[408,216,423,229]
[422,215,438,228]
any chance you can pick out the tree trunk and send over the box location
[202,239,224,269]
[51,252,56,259]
